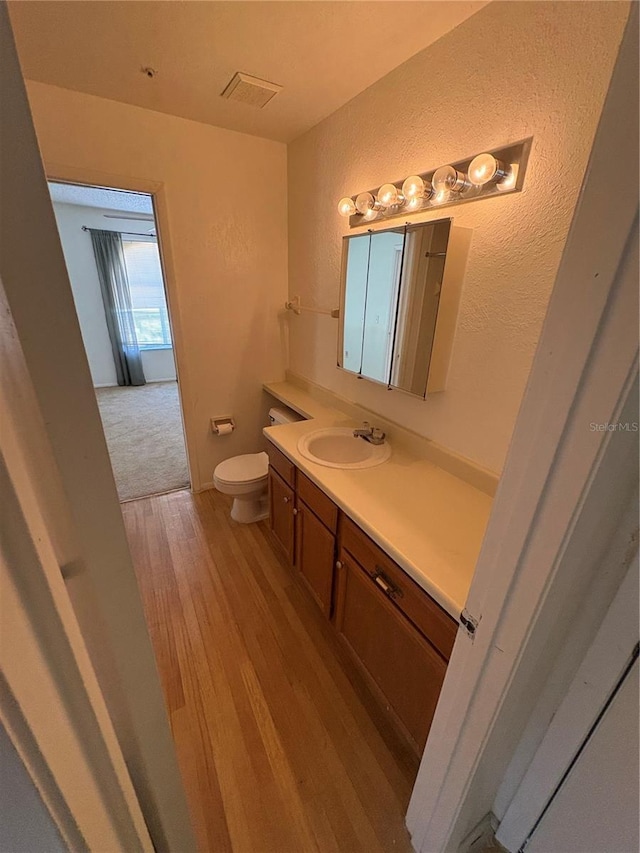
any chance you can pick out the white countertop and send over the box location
[263,382,493,619]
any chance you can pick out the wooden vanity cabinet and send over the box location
[334,550,448,753]
[296,472,338,616]
[267,443,297,563]
[295,501,335,616]
[266,442,338,613]
[335,518,458,755]
[340,516,457,660]
[268,467,295,564]
[265,437,458,754]
[267,442,296,488]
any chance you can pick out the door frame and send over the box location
[44,164,198,493]
[406,8,638,851]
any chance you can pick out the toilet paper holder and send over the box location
[211,416,235,436]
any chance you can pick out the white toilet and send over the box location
[213,406,302,523]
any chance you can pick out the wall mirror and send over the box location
[338,218,456,398]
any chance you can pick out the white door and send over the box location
[526,657,639,853]
[496,556,640,853]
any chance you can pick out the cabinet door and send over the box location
[268,466,295,564]
[335,550,447,753]
[296,501,335,616]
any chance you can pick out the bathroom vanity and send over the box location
[267,439,456,754]
[263,380,495,757]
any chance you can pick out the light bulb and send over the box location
[402,175,432,201]
[337,197,356,217]
[496,163,519,192]
[468,153,508,186]
[377,183,403,208]
[355,192,375,214]
[406,196,421,210]
[432,188,450,205]
[432,165,468,193]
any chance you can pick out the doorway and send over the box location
[48,181,190,501]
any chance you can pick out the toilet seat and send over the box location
[214,451,268,486]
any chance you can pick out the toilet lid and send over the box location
[214,451,269,485]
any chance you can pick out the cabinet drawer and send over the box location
[297,472,338,534]
[341,516,457,660]
[266,441,295,487]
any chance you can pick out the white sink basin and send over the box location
[297,427,391,469]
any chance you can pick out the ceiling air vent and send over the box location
[221,72,282,109]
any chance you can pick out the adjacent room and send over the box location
[48,182,189,500]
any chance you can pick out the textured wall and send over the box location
[288,1,629,474]
[26,82,288,490]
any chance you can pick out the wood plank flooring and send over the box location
[123,488,417,853]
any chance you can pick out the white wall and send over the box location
[25,81,288,491]
[52,201,177,386]
[288,1,629,474]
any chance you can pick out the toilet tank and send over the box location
[268,405,304,426]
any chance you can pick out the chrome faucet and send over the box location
[353,421,386,445]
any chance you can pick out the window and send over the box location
[122,238,172,347]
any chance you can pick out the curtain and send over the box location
[89,229,146,386]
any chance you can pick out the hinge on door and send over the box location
[459,608,479,639]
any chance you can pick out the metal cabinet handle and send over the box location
[292,507,298,516]
[283,496,289,503]
[335,560,343,570]
[373,567,403,599]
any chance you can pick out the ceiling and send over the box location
[48,182,154,215]
[9,1,487,143]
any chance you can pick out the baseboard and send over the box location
[93,379,177,388]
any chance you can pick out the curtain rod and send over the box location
[81,226,156,238]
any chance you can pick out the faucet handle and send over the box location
[371,427,386,441]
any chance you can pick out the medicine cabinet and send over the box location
[338,218,470,398]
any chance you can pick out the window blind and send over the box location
[122,239,172,347]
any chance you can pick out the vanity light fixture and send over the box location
[402,175,432,202]
[432,188,451,205]
[377,183,404,208]
[337,138,532,227]
[467,152,509,186]
[337,197,357,217]
[355,191,382,215]
[432,165,469,194]
[496,163,519,192]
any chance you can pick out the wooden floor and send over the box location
[123,488,417,853]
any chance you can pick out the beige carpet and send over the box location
[95,382,189,501]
